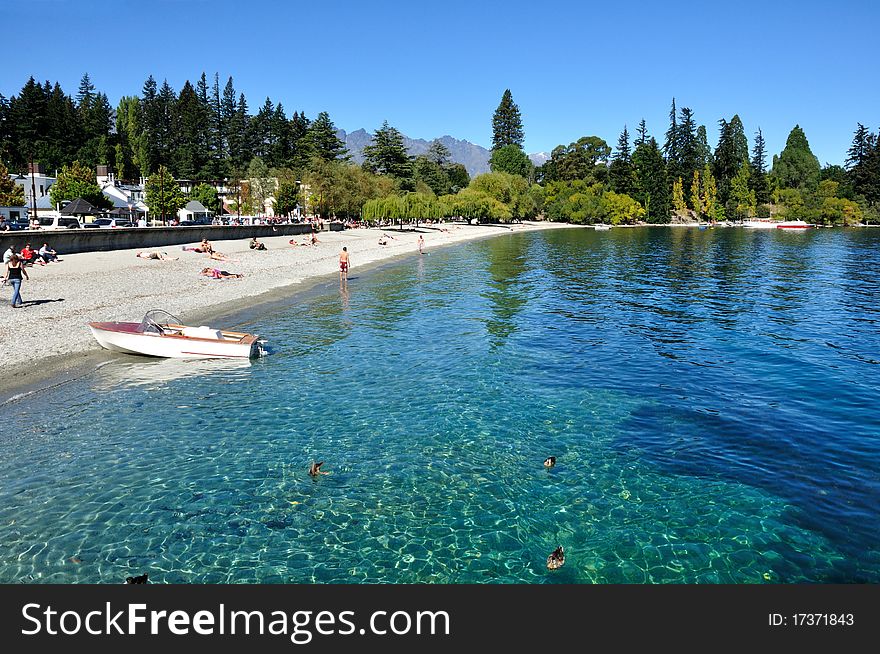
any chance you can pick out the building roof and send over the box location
[102,188,130,208]
[61,197,104,216]
[183,200,208,213]
[36,194,54,209]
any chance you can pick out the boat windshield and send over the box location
[138,309,183,334]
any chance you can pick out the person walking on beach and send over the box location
[339,246,350,282]
[4,253,28,308]
[418,234,425,254]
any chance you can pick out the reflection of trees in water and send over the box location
[480,235,532,345]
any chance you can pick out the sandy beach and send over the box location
[0,221,576,395]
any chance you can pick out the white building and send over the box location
[9,163,55,216]
[178,200,211,222]
[0,206,28,223]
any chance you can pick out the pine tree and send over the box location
[632,137,669,222]
[44,82,80,169]
[609,125,634,195]
[210,73,223,175]
[770,124,820,190]
[227,92,251,169]
[76,73,95,115]
[140,75,160,174]
[663,98,679,180]
[362,121,413,180]
[696,125,711,168]
[307,111,348,162]
[491,89,524,151]
[155,80,177,172]
[249,97,274,161]
[9,77,49,168]
[173,81,207,179]
[220,76,237,164]
[676,107,700,187]
[270,103,292,169]
[634,119,648,148]
[750,128,770,205]
[427,139,451,165]
[713,115,749,205]
[289,111,312,171]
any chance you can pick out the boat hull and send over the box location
[89,322,259,359]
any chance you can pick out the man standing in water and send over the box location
[339,246,350,282]
[418,234,425,254]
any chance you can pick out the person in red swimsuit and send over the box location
[339,246,350,282]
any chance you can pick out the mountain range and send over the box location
[337,128,549,177]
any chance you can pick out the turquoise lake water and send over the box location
[1,226,879,583]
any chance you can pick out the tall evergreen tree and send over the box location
[750,128,770,205]
[770,124,820,191]
[696,125,712,168]
[713,115,749,205]
[634,119,649,148]
[609,125,635,195]
[43,82,80,169]
[632,137,670,222]
[362,121,413,181]
[9,77,49,168]
[155,79,177,171]
[249,97,275,161]
[76,73,95,116]
[491,89,524,151]
[676,107,700,186]
[210,73,223,175]
[227,92,251,169]
[220,76,237,165]
[173,81,207,178]
[140,75,160,174]
[270,103,292,169]
[307,111,348,162]
[427,139,451,165]
[663,98,679,179]
[289,111,312,171]
[846,123,875,200]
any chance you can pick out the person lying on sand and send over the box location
[136,250,178,261]
[289,239,310,247]
[200,267,242,279]
[208,251,239,263]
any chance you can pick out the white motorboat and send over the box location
[594,224,612,231]
[741,219,777,229]
[89,309,265,359]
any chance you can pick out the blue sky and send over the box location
[2,0,877,165]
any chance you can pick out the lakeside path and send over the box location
[0,221,577,393]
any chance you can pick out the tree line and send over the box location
[1,74,879,226]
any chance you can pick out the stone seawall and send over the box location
[0,222,345,255]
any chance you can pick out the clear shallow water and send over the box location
[1,227,879,583]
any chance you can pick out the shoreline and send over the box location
[0,221,577,403]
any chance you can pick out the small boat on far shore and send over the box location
[775,220,815,229]
[89,309,265,359]
[594,224,612,231]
